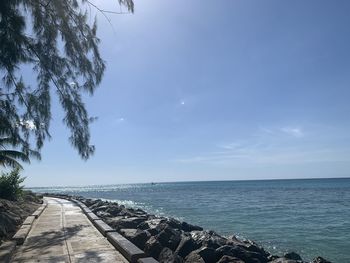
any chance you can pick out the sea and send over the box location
[30,178,350,263]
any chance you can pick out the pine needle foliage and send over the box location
[0,0,133,160]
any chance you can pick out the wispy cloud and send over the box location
[174,125,349,166]
[280,127,304,138]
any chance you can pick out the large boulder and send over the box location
[181,221,203,232]
[144,236,164,260]
[226,237,269,258]
[108,217,146,230]
[138,218,166,231]
[191,230,227,249]
[216,245,268,263]
[269,258,300,263]
[175,235,200,258]
[156,226,182,251]
[217,255,245,263]
[158,247,184,263]
[119,228,150,250]
[184,247,218,263]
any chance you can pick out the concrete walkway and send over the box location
[11,197,128,263]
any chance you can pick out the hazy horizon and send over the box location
[22,0,350,187]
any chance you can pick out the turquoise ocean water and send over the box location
[31,178,350,262]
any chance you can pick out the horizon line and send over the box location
[26,175,350,189]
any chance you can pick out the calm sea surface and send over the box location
[30,178,350,262]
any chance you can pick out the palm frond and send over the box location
[0,150,30,162]
[0,156,24,169]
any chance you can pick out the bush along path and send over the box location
[48,194,332,263]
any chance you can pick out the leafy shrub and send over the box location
[0,168,25,201]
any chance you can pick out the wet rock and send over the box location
[217,255,245,263]
[311,257,332,263]
[175,235,200,258]
[191,230,227,249]
[158,247,184,263]
[216,245,268,263]
[145,236,164,260]
[227,237,269,258]
[284,252,302,261]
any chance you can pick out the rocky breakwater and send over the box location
[68,196,331,263]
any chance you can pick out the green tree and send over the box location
[0,167,25,200]
[0,0,134,160]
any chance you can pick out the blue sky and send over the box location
[24,0,350,186]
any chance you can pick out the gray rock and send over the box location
[191,230,227,249]
[217,255,244,263]
[184,251,205,263]
[269,258,299,263]
[216,245,268,263]
[156,226,182,251]
[109,217,146,230]
[145,236,164,260]
[120,228,150,250]
[175,235,200,258]
[158,247,183,263]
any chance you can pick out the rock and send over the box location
[108,217,146,230]
[217,255,244,263]
[191,231,227,249]
[175,235,200,258]
[164,218,202,232]
[216,245,268,263]
[196,247,218,262]
[156,226,182,251]
[311,257,332,263]
[158,247,184,263]
[284,252,302,261]
[91,205,110,214]
[185,251,205,263]
[181,221,203,232]
[147,227,160,236]
[138,218,166,231]
[119,228,150,250]
[95,210,112,218]
[166,218,183,230]
[227,237,269,258]
[269,258,299,263]
[144,236,164,260]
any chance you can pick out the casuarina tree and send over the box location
[0,0,134,160]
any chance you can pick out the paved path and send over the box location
[11,197,128,263]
